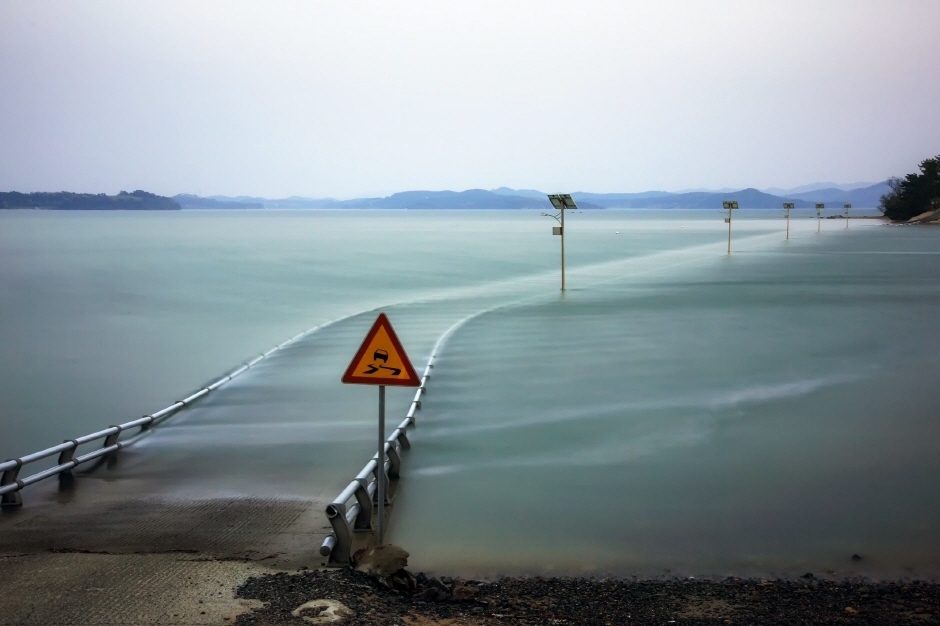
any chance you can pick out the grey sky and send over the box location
[1,1,938,198]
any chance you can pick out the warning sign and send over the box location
[341,313,421,387]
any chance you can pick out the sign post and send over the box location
[816,203,825,233]
[844,203,852,229]
[544,194,578,291]
[341,313,420,544]
[783,202,794,240]
[723,200,739,254]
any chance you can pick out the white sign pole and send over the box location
[560,205,566,292]
[377,385,386,544]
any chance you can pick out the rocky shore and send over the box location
[234,548,940,626]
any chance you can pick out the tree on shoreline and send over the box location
[0,190,179,211]
[879,155,940,221]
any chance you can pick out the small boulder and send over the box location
[452,581,479,602]
[389,569,417,594]
[417,586,451,602]
[353,544,410,578]
[291,599,354,624]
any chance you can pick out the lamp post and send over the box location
[723,200,739,254]
[844,203,851,229]
[816,203,825,233]
[544,194,578,291]
[783,202,794,240]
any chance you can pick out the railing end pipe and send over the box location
[320,534,336,557]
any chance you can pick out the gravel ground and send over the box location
[235,568,940,626]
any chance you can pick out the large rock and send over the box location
[353,544,410,578]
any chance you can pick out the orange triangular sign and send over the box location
[341,313,421,386]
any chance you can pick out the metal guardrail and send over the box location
[0,326,322,508]
[319,359,431,564]
[319,310,486,564]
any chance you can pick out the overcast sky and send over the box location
[1,1,939,198]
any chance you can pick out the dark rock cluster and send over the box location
[235,567,940,626]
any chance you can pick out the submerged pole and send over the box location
[545,194,576,291]
[560,206,566,291]
[727,209,732,254]
[723,200,738,254]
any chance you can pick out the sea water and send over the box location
[1,208,938,578]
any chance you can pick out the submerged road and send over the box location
[0,308,446,625]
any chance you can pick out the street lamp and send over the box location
[815,203,825,233]
[544,194,578,291]
[723,200,738,254]
[783,203,794,240]
[844,203,852,229]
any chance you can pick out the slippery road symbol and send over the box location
[364,349,401,375]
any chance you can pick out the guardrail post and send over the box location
[103,427,121,448]
[1,460,23,508]
[387,441,402,479]
[397,430,410,450]
[104,426,122,468]
[57,440,78,487]
[324,502,352,565]
[352,479,373,530]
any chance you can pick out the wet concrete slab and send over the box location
[0,479,335,625]
[0,553,271,625]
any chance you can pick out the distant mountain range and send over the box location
[173,194,263,210]
[188,190,604,210]
[761,181,881,195]
[185,180,890,211]
[0,182,891,212]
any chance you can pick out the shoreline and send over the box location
[234,567,940,625]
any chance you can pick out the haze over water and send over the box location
[1,209,938,579]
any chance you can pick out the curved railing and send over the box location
[0,326,323,507]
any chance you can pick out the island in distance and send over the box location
[1,181,891,211]
[0,190,180,211]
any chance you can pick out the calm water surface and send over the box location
[1,208,937,579]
